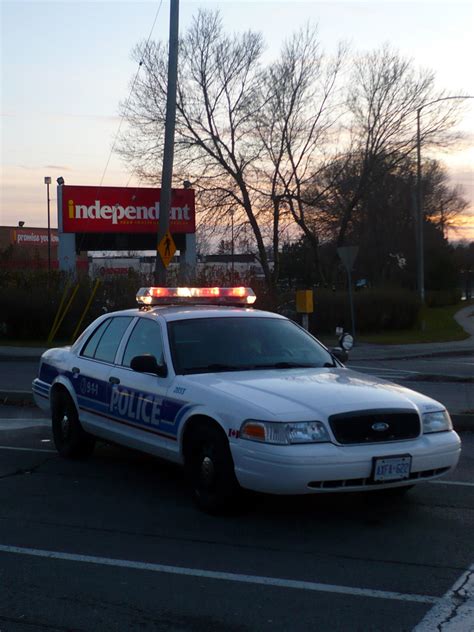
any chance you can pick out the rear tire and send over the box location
[52,391,95,459]
[184,421,242,514]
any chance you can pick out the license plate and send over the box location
[373,455,411,482]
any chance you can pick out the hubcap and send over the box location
[60,413,70,438]
[200,456,215,486]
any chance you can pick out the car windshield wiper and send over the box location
[249,362,321,369]
[180,363,248,374]
[180,361,333,374]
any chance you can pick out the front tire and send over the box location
[184,421,242,513]
[52,391,95,459]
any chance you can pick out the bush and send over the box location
[308,288,421,335]
[425,289,462,307]
[0,270,144,343]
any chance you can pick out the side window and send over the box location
[93,317,133,364]
[81,319,111,359]
[122,318,164,367]
[81,316,132,362]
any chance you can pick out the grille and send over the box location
[329,409,420,445]
[308,467,450,490]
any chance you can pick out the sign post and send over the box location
[296,289,313,331]
[337,246,359,338]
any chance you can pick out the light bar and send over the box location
[136,287,257,306]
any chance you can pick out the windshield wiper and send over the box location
[249,362,320,369]
[180,363,246,374]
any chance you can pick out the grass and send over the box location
[356,301,473,345]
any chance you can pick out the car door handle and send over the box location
[109,376,120,384]
[72,367,80,375]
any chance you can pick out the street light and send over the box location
[44,176,52,274]
[230,208,235,284]
[416,95,474,302]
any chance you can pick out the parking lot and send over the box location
[0,406,472,631]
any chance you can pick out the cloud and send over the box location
[44,165,72,171]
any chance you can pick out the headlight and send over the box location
[422,410,453,434]
[240,420,330,445]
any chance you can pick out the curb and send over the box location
[0,390,35,406]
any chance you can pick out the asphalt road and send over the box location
[0,406,473,631]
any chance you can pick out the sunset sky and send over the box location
[1,0,473,241]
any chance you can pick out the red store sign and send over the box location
[61,185,195,234]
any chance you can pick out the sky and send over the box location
[1,0,473,241]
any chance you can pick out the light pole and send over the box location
[416,95,474,302]
[230,208,235,284]
[44,176,52,274]
[155,0,179,285]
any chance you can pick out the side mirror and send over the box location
[339,332,354,351]
[330,347,348,364]
[130,354,168,377]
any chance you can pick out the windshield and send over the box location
[168,316,335,375]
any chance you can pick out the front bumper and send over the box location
[231,430,461,494]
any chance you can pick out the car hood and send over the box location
[184,367,444,420]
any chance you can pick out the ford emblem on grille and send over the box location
[372,422,389,432]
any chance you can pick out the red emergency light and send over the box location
[136,287,257,306]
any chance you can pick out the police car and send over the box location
[33,287,461,512]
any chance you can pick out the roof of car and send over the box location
[110,305,286,322]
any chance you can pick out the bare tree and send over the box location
[119,14,464,291]
[253,27,347,283]
[119,10,279,287]
[333,44,463,247]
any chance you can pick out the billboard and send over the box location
[10,228,59,246]
[61,185,195,234]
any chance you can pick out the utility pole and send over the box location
[44,176,52,275]
[155,0,179,285]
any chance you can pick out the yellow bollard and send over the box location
[47,281,71,345]
[48,284,79,345]
[71,279,101,343]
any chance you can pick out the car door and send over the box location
[71,316,134,432]
[105,316,180,459]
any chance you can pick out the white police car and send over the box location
[33,287,461,512]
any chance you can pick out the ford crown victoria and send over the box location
[33,287,461,512]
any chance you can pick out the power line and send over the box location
[99,0,164,187]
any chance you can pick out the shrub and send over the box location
[0,270,144,343]
[308,288,421,335]
[425,289,462,307]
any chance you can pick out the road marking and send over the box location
[0,445,56,454]
[429,480,474,488]
[0,544,438,604]
[413,563,474,631]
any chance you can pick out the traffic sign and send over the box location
[337,246,359,271]
[158,231,176,268]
